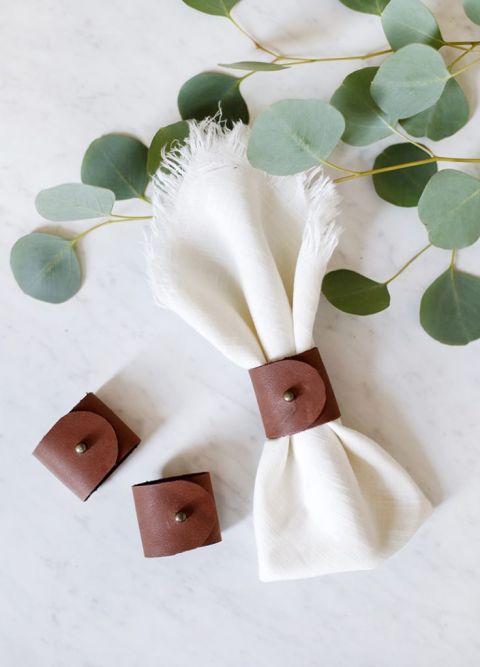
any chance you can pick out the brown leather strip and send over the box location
[132,472,222,557]
[72,393,140,465]
[33,393,141,500]
[249,347,340,439]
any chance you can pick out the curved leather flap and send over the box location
[250,359,326,438]
[132,473,222,557]
[33,411,118,501]
[73,393,140,462]
[249,348,341,439]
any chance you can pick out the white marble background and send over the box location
[1,0,479,665]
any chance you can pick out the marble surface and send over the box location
[1,0,480,665]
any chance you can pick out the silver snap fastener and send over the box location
[282,389,295,402]
[74,442,87,454]
[175,511,187,523]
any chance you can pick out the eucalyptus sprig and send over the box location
[178,0,480,345]
[10,0,480,346]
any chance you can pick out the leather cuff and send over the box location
[33,393,141,501]
[249,347,340,439]
[132,472,222,557]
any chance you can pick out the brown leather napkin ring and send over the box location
[132,472,222,557]
[249,347,340,439]
[33,393,141,501]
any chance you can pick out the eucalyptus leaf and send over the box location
[373,143,437,207]
[147,121,190,176]
[381,0,443,50]
[81,134,149,200]
[464,0,480,24]
[10,233,81,304]
[322,269,390,315]
[420,268,480,345]
[182,0,239,16]
[418,169,480,249]
[35,183,115,221]
[371,44,450,118]
[339,0,390,15]
[400,79,469,141]
[178,72,249,126]
[247,99,345,175]
[331,67,396,146]
[219,61,288,71]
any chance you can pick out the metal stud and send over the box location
[282,389,295,402]
[74,442,87,454]
[175,511,187,523]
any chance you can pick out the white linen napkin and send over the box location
[147,118,431,581]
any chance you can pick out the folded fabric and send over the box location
[147,118,431,581]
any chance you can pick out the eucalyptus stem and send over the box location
[450,54,480,78]
[227,13,278,57]
[450,249,457,269]
[447,40,480,46]
[71,216,152,245]
[321,158,359,176]
[333,154,480,184]
[234,48,395,81]
[448,44,476,70]
[385,244,432,285]
[279,48,393,66]
[111,214,153,220]
[281,40,478,61]
[237,70,257,84]
[437,156,480,164]
[387,122,434,156]
[443,41,473,53]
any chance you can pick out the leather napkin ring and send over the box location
[132,472,222,557]
[33,393,141,501]
[249,347,340,439]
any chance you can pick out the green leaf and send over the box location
[247,99,345,175]
[178,72,249,126]
[219,61,288,71]
[381,0,443,50]
[322,269,390,315]
[418,170,480,249]
[35,183,115,221]
[464,0,480,24]
[338,0,390,15]
[10,233,81,304]
[147,121,190,176]
[399,79,469,141]
[420,268,480,345]
[331,67,396,146]
[81,134,149,201]
[371,44,450,118]
[373,143,437,207]
[182,0,239,16]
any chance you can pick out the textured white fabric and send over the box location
[148,119,432,582]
